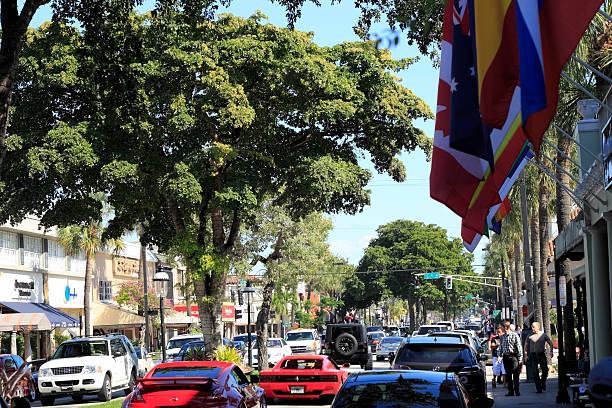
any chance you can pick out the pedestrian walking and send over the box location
[490,326,506,388]
[524,322,553,393]
[498,320,523,396]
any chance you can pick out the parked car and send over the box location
[391,336,487,400]
[26,358,46,400]
[383,326,399,336]
[259,355,348,404]
[332,370,471,408]
[133,346,154,378]
[243,338,293,368]
[375,336,404,361]
[38,334,138,406]
[165,334,204,361]
[399,326,412,337]
[323,323,372,369]
[412,324,446,336]
[233,333,258,349]
[1,354,36,405]
[437,320,456,331]
[285,328,321,354]
[121,361,265,408]
[367,331,385,353]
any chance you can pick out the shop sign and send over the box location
[14,279,34,298]
[549,276,556,306]
[221,303,235,322]
[114,257,139,277]
[64,285,78,303]
[559,276,567,307]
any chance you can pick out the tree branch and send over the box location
[250,231,284,266]
[222,205,241,257]
[166,198,186,234]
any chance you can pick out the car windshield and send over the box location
[254,340,282,349]
[286,332,314,341]
[369,333,384,340]
[280,359,323,370]
[334,377,462,408]
[53,341,108,358]
[417,327,442,335]
[151,366,223,378]
[168,337,201,350]
[396,345,472,365]
[381,338,403,345]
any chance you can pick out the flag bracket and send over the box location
[570,56,612,86]
[560,72,612,113]
[527,158,587,211]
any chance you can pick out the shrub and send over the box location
[214,346,241,364]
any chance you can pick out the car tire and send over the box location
[125,370,136,396]
[11,398,31,408]
[334,333,358,357]
[71,395,84,401]
[98,374,112,402]
[40,396,54,406]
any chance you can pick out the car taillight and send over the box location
[129,388,145,404]
[373,340,379,345]
[319,375,338,382]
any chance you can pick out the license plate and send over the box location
[61,386,73,392]
[290,386,305,394]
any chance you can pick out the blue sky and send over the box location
[29,0,486,269]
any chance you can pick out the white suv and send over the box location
[38,334,138,406]
[285,328,321,354]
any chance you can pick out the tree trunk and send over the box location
[194,270,225,351]
[555,133,577,365]
[539,180,552,340]
[531,211,543,325]
[84,254,93,336]
[513,242,524,329]
[256,281,275,370]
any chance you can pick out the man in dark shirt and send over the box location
[498,320,523,396]
[525,322,553,393]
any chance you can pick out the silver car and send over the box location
[375,336,404,361]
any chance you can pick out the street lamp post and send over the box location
[243,281,256,367]
[153,268,170,363]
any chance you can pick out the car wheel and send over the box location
[10,398,31,408]
[334,333,358,357]
[125,370,136,396]
[40,396,54,406]
[71,395,84,401]
[98,374,112,402]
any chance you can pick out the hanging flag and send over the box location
[516,0,603,152]
[472,0,519,129]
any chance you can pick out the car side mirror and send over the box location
[249,374,259,384]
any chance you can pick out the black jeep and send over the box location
[323,323,373,370]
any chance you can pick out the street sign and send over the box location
[221,303,235,322]
[424,272,440,279]
[492,310,501,318]
[559,276,567,306]
[240,280,247,285]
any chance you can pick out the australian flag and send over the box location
[449,0,494,170]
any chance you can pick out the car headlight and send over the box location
[39,368,52,378]
[83,365,101,374]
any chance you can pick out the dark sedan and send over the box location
[391,336,487,400]
[333,370,479,408]
[122,361,265,408]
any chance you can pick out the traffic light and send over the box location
[446,276,453,290]
[231,290,236,303]
[238,290,244,306]
[236,309,243,320]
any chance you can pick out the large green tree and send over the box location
[6,11,432,348]
[347,220,475,329]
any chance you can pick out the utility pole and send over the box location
[520,171,535,321]
[500,259,507,319]
[141,229,151,351]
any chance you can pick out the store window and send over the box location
[47,240,66,272]
[99,280,113,301]
[0,231,18,265]
[23,235,42,268]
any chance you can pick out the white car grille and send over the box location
[51,366,83,375]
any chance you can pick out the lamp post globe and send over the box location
[243,281,255,367]
[153,270,170,362]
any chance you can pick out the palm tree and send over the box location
[59,222,124,336]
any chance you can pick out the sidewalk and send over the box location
[488,365,569,407]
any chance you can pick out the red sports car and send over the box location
[259,355,348,404]
[122,361,265,408]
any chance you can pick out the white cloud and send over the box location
[357,234,376,249]
[329,240,357,258]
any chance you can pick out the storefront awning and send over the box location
[0,302,80,328]
[92,302,145,328]
[0,313,52,331]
